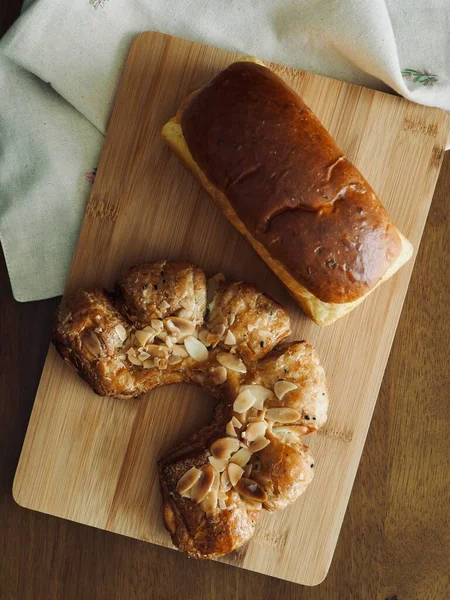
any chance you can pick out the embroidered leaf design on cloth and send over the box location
[401,69,438,86]
[89,0,109,8]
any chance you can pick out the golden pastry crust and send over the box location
[53,261,328,558]
[162,59,413,326]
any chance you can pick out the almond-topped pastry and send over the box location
[53,260,328,559]
[162,59,413,326]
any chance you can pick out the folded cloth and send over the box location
[0,0,448,301]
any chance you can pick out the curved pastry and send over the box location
[53,261,328,558]
[162,59,413,326]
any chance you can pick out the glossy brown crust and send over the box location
[53,261,328,559]
[180,61,403,303]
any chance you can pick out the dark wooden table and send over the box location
[1,4,449,599]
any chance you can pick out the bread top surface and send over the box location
[180,61,403,304]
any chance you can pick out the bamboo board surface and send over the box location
[13,32,450,586]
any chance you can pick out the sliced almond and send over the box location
[198,329,210,346]
[229,447,252,467]
[165,336,174,349]
[178,309,193,320]
[184,336,208,362]
[218,497,228,510]
[156,330,168,341]
[154,357,168,370]
[138,351,151,362]
[234,477,268,502]
[226,420,237,437]
[151,319,163,332]
[265,407,301,423]
[228,314,236,326]
[143,325,155,333]
[199,489,218,514]
[209,366,227,385]
[238,385,272,410]
[224,330,236,346]
[81,331,102,357]
[176,466,202,495]
[233,390,256,413]
[231,416,242,429]
[172,345,188,357]
[258,329,271,338]
[247,323,255,332]
[249,436,271,453]
[220,469,232,492]
[211,323,226,337]
[143,359,155,369]
[127,349,142,366]
[114,323,127,343]
[206,332,221,348]
[207,273,225,305]
[245,421,267,442]
[168,355,183,365]
[180,298,194,311]
[216,353,247,374]
[190,464,215,504]
[272,426,304,438]
[165,317,195,337]
[274,380,298,401]
[134,329,154,347]
[145,344,169,358]
[159,300,170,311]
[210,437,240,460]
[180,488,191,499]
[243,464,253,478]
[227,463,244,487]
[208,456,229,473]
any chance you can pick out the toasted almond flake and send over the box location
[200,489,218,514]
[166,336,175,349]
[184,336,208,362]
[156,330,168,341]
[154,357,168,370]
[143,325,155,332]
[245,421,267,442]
[245,499,262,511]
[218,498,228,510]
[227,463,244,487]
[228,314,236,326]
[231,417,242,428]
[208,456,228,473]
[198,329,210,346]
[117,354,127,361]
[274,380,298,401]
[134,330,152,347]
[143,359,155,369]
[180,298,194,311]
[151,319,163,332]
[166,317,195,336]
[224,330,236,346]
[238,385,272,410]
[207,273,225,304]
[172,345,188,357]
[230,346,237,354]
[226,421,237,437]
[114,324,127,343]
[191,465,215,503]
[138,351,151,362]
[180,488,191,499]
[211,324,226,337]
[168,355,183,365]
[218,491,228,500]
[220,469,232,492]
[247,323,255,332]
[127,349,142,366]
[159,300,170,311]
[229,447,252,467]
[234,478,268,502]
[243,464,253,478]
[249,436,271,453]
[265,407,301,423]
[206,333,221,348]
[210,437,240,460]
[233,390,256,413]
[81,331,102,357]
[176,467,201,495]
[178,309,193,320]
[217,353,247,374]
[211,467,220,492]
[272,426,304,437]
[209,366,227,385]
[145,344,169,358]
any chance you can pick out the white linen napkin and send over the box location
[1,0,448,301]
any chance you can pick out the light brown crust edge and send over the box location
[162,117,413,326]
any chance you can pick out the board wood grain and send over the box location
[13,32,450,586]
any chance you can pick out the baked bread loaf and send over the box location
[162,59,413,326]
[53,261,328,558]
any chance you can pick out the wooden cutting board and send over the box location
[13,32,449,586]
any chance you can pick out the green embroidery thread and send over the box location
[401,69,438,86]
